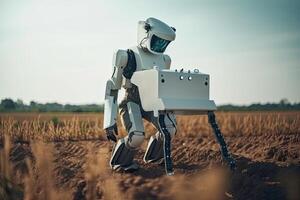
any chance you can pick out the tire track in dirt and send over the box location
[229,134,300,164]
[53,142,88,188]
[52,140,113,199]
[10,143,33,178]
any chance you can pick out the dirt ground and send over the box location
[1,112,300,199]
[7,133,300,200]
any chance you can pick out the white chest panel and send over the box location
[130,46,167,71]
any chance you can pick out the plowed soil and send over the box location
[7,133,300,200]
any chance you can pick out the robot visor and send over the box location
[150,34,170,53]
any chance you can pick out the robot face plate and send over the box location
[138,18,175,55]
[149,34,171,53]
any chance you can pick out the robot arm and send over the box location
[103,50,128,131]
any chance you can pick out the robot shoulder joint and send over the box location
[112,49,137,79]
[113,49,128,68]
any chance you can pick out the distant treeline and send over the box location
[218,99,300,111]
[0,98,299,112]
[0,99,103,112]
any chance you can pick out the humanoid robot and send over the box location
[103,17,236,175]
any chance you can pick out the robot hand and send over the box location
[105,124,118,142]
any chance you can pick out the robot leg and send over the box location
[144,113,177,163]
[110,102,145,171]
[208,111,236,170]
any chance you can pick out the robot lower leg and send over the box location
[110,131,144,171]
[144,114,176,168]
[143,132,164,163]
[110,101,145,171]
[208,111,236,170]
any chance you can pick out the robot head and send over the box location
[137,17,176,55]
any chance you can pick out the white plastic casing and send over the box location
[131,68,217,116]
[103,49,128,129]
[103,95,118,129]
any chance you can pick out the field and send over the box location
[1,111,300,200]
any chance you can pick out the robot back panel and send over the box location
[131,68,217,116]
[159,70,209,99]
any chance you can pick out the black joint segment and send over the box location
[207,111,216,124]
[158,114,174,174]
[208,111,236,171]
[123,49,137,79]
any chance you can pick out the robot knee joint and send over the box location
[168,127,176,138]
[126,131,145,149]
[157,126,176,140]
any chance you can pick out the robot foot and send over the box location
[110,138,139,172]
[112,161,140,172]
[143,136,164,163]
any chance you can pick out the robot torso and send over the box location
[119,46,171,109]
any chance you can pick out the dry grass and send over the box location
[178,112,300,138]
[1,112,298,142]
[0,114,105,142]
[0,135,23,199]
[0,111,299,199]
[24,141,71,200]
[168,167,230,200]
[85,146,122,200]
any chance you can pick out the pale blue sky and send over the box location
[1,0,300,105]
